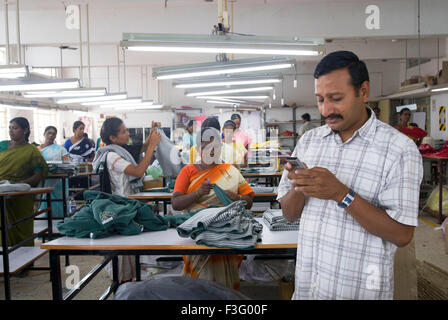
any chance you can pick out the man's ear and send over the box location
[360,81,370,103]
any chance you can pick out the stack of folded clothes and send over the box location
[176,201,263,250]
[0,180,31,193]
[262,209,300,231]
[47,161,80,176]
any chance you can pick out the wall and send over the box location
[430,92,448,140]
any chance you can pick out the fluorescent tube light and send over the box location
[0,65,29,79]
[115,104,163,110]
[95,99,143,108]
[158,64,292,80]
[23,88,106,98]
[121,33,323,57]
[173,76,282,89]
[206,100,240,106]
[98,100,152,109]
[57,93,127,104]
[196,95,270,100]
[186,86,274,97]
[431,87,448,92]
[128,46,318,56]
[0,78,79,92]
[0,104,36,110]
[153,57,295,80]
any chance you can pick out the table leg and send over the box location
[135,255,141,281]
[1,196,11,300]
[439,160,444,225]
[50,250,63,300]
[62,177,67,218]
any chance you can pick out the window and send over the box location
[33,109,59,144]
[0,106,8,141]
[0,48,6,65]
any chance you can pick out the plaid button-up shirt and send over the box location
[277,109,423,300]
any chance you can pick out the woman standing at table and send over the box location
[221,119,248,168]
[38,126,69,218]
[64,121,95,163]
[93,117,161,283]
[0,117,48,246]
[172,126,254,290]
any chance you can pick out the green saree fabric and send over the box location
[0,141,48,246]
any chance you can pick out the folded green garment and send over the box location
[57,190,168,239]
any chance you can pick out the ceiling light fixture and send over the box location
[23,87,107,98]
[114,104,163,110]
[57,93,127,104]
[186,86,274,97]
[0,65,29,79]
[152,57,295,80]
[173,75,282,89]
[196,95,270,100]
[0,78,79,92]
[92,98,143,108]
[97,101,152,109]
[121,33,323,56]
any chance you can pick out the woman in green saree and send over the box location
[0,117,48,247]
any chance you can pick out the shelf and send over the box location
[265,121,296,126]
[0,247,48,274]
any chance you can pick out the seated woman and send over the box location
[92,117,161,283]
[172,126,254,290]
[221,120,248,168]
[38,126,69,218]
[0,117,48,247]
[64,121,95,163]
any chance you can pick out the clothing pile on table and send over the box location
[0,180,31,193]
[250,186,275,194]
[240,167,277,174]
[176,200,263,250]
[262,209,300,231]
[57,190,194,239]
[46,161,80,177]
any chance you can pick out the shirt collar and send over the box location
[318,106,377,143]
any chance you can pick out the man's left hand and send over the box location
[290,167,349,203]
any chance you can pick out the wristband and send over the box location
[337,188,355,208]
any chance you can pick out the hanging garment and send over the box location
[154,129,186,177]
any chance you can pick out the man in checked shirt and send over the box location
[277,51,423,300]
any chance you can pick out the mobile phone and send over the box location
[286,157,306,170]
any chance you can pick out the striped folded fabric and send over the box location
[176,201,263,250]
[262,209,300,231]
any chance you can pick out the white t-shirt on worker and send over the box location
[106,151,134,197]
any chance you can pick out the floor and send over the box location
[1,207,447,300]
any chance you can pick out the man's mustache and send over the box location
[324,114,343,120]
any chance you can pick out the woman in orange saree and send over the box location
[171,127,254,290]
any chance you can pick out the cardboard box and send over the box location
[143,178,163,190]
[438,61,448,85]
[421,75,437,86]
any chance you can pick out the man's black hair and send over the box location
[314,50,370,95]
[399,107,410,115]
[301,113,311,121]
